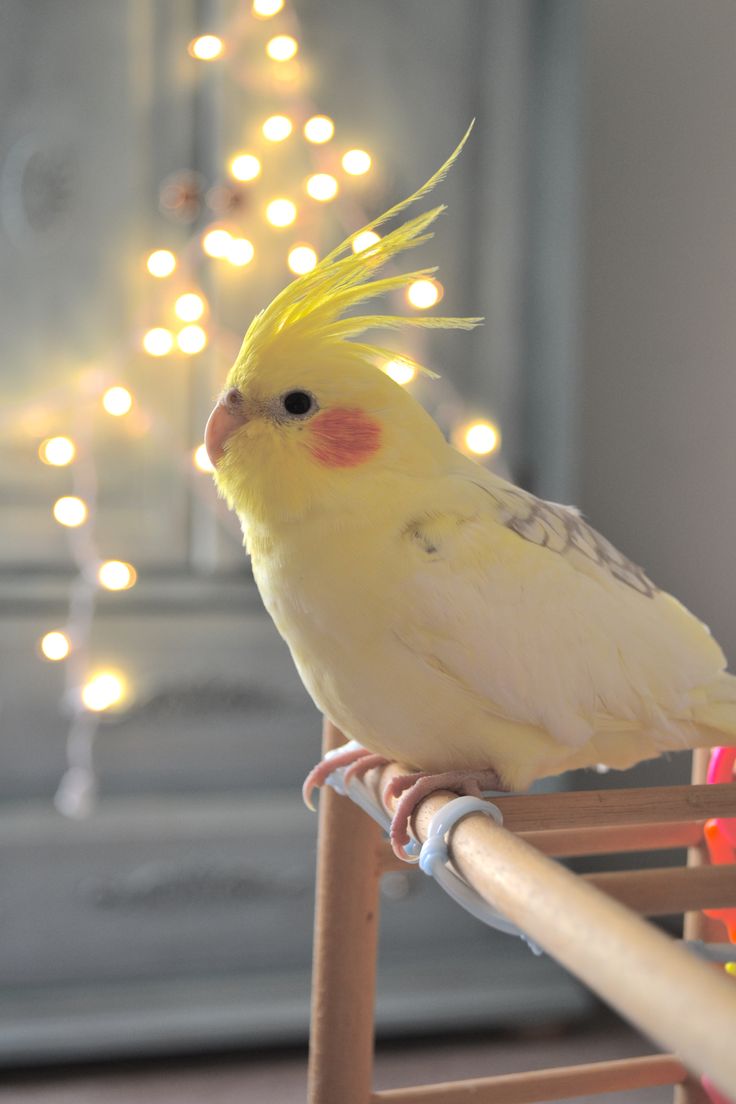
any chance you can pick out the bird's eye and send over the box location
[223,387,242,412]
[282,390,314,416]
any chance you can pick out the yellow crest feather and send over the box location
[229,123,481,385]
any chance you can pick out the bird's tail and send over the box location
[691,671,736,742]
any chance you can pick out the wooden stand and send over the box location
[307,726,736,1104]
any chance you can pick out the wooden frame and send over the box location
[307,727,736,1104]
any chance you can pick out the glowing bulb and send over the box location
[352,230,380,254]
[342,149,371,176]
[287,244,318,275]
[266,34,298,61]
[266,198,297,227]
[146,249,176,278]
[304,115,334,144]
[202,227,233,258]
[226,237,255,266]
[39,436,76,466]
[53,496,87,528]
[306,173,338,202]
[175,293,205,322]
[463,421,501,456]
[229,153,261,182]
[189,35,223,60]
[253,0,284,15]
[98,560,137,591]
[383,359,416,386]
[407,278,442,309]
[81,671,126,712]
[177,325,207,354]
[40,631,71,661]
[143,328,174,356]
[193,444,215,472]
[102,386,133,416]
[262,115,292,142]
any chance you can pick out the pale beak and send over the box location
[204,399,247,466]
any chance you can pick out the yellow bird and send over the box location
[205,132,736,857]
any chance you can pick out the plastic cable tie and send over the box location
[419,795,543,955]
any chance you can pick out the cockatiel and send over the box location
[205,132,736,858]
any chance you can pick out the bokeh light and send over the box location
[53,496,88,528]
[252,0,284,16]
[383,359,416,386]
[177,325,207,354]
[229,153,261,182]
[287,244,318,274]
[266,198,297,227]
[81,671,126,712]
[407,278,442,309]
[352,230,380,254]
[303,115,334,144]
[262,115,292,142]
[146,250,176,278]
[188,35,223,60]
[306,173,338,202]
[143,328,174,356]
[193,444,215,473]
[226,237,255,266]
[39,436,76,466]
[175,293,206,322]
[40,631,71,661]
[266,35,298,61]
[98,560,137,591]
[102,386,133,416]
[342,149,371,176]
[463,421,501,456]
[202,227,233,258]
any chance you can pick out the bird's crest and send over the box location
[228,123,481,387]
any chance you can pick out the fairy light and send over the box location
[226,237,255,266]
[352,230,380,254]
[262,115,293,142]
[252,0,284,15]
[102,386,133,416]
[266,34,298,61]
[463,421,501,456]
[189,35,223,60]
[40,631,71,662]
[229,153,261,182]
[287,244,318,274]
[202,227,233,258]
[407,278,443,309]
[146,249,176,277]
[39,436,76,466]
[175,293,206,322]
[342,149,371,176]
[81,671,126,712]
[177,325,208,354]
[53,496,87,528]
[193,444,215,473]
[306,173,338,202]
[266,198,297,227]
[304,115,334,144]
[383,359,416,386]
[97,560,137,591]
[143,327,174,356]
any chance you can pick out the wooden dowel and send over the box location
[521,821,703,857]
[394,788,736,1095]
[585,864,736,915]
[371,1054,687,1103]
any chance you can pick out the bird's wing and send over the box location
[393,465,726,751]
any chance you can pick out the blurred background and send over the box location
[1,0,735,1093]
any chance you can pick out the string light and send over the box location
[306,173,338,202]
[266,35,298,61]
[226,237,255,266]
[188,35,224,60]
[252,0,284,16]
[53,496,88,528]
[143,327,174,356]
[266,198,297,227]
[40,631,71,662]
[462,421,501,456]
[407,278,443,309]
[97,560,137,591]
[175,293,206,322]
[383,359,416,386]
[39,436,76,466]
[202,227,233,258]
[177,325,208,354]
[342,149,371,176]
[146,249,177,278]
[287,244,318,274]
[304,115,334,144]
[229,153,261,182]
[81,671,126,712]
[102,386,133,416]
[262,115,293,142]
[352,230,380,254]
[193,444,215,473]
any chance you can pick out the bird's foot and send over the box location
[302,744,389,810]
[383,768,504,860]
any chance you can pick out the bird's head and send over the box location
[205,127,481,531]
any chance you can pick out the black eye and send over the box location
[282,390,314,416]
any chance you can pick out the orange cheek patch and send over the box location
[308,407,382,468]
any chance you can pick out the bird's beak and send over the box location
[204,399,247,467]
